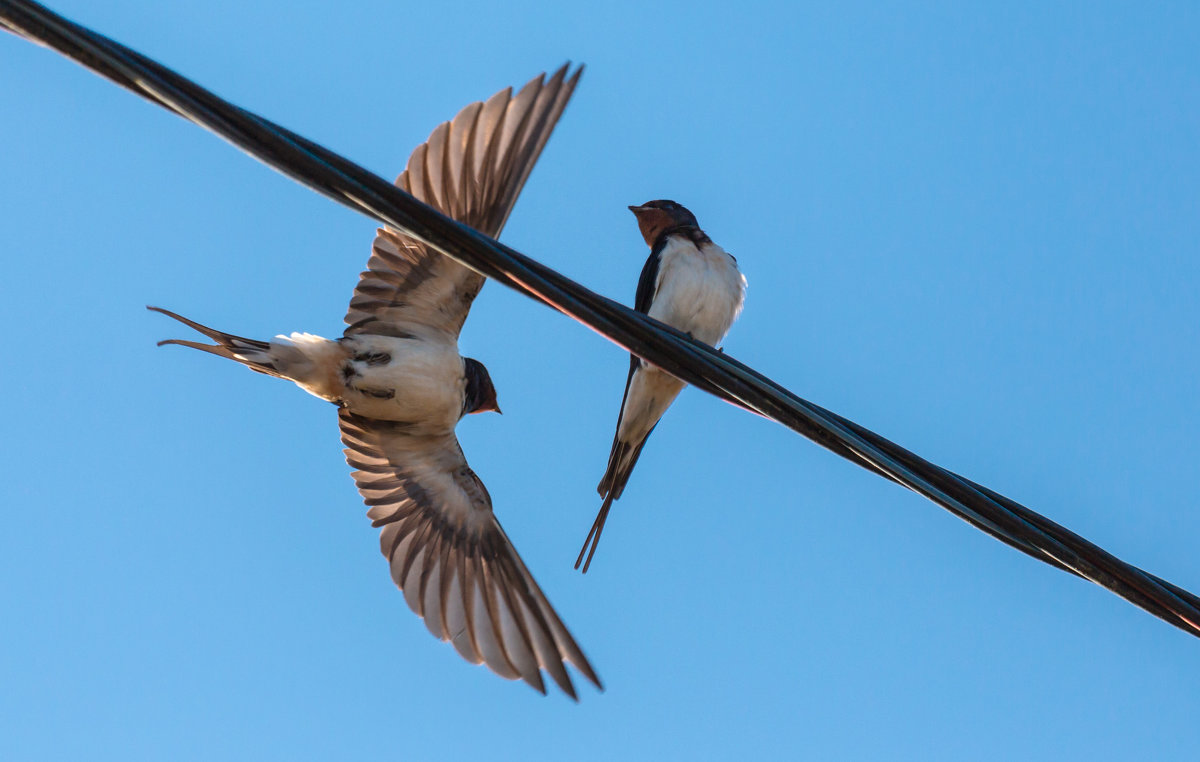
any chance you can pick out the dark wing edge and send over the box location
[338,410,601,698]
[598,242,664,496]
[578,246,667,571]
[344,63,583,338]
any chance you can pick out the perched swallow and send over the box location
[150,65,602,698]
[577,200,746,572]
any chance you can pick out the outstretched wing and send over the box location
[344,64,582,339]
[338,410,601,698]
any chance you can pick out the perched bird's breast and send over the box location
[338,335,465,432]
[649,237,745,345]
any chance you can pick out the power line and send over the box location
[4,0,1199,639]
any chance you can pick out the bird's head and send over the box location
[628,200,699,247]
[463,357,502,415]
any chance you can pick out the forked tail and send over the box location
[147,306,282,378]
[575,491,617,574]
[576,438,650,573]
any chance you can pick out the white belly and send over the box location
[340,335,465,431]
[648,238,745,345]
[617,365,686,443]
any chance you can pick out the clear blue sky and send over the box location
[2,1,1199,759]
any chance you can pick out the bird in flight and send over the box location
[577,201,746,572]
[150,65,602,698]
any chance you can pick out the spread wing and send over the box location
[344,64,582,339]
[338,410,601,698]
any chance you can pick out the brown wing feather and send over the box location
[338,410,601,698]
[344,64,582,340]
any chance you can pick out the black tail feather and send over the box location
[596,425,657,501]
[147,305,281,377]
[596,441,630,498]
[147,306,269,350]
[575,492,616,574]
[582,426,659,573]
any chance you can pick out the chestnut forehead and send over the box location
[636,207,677,228]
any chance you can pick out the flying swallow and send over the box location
[576,200,746,572]
[149,65,602,698]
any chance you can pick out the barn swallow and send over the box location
[149,65,602,698]
[576,201,746,572]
